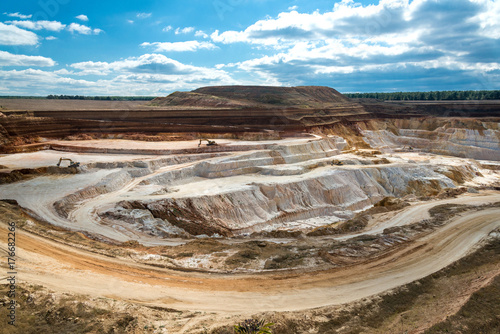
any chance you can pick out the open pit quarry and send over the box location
[0,86,500,333]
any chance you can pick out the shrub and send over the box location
[234,319,274,334]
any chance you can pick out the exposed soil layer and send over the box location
[1,87,499,149]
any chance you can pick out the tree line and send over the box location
[46,95,155,101]
[344,90,500,101]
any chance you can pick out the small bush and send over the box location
[234,319,274,334]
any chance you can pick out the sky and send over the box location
[0,0,499,96]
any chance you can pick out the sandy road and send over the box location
[332,191,500,241]
[2,205,498,314]
[67,159,206,244]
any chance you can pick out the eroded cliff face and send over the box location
[96,136,484,237]
[359,118,500,161]
[113,164,468,237]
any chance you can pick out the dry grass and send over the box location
[0,284,135,334]
[425,275,500,333]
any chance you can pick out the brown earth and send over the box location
[1,87,499,150]
[151,86,355,109]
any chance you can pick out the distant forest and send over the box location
[345,90,500,101]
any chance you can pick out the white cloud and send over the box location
[0,54,237,95]
[4,12,32,19]
[0,22,38,45]
[141,41,217,52]
[75,14,89,22]
[46,36,57,40]
[288,6,298,11]
[53,69,74,75]
[209,0,500,90]
[0,51,56,67]
[163,25,173,32]
[6,20,66,32]
[68,23,103,35]
[175,27,195,34]
[0,68,96,95]
[195,30,209,38]
[69,53,234,83]
[127,20,134,24]
[210,1,412,45]
[470,0,500,38]
[137,13,152,19]
[70,54,204,75]
[70,61,113,75]
[0,51,239,95]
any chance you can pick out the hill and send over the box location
[150,85,353,109]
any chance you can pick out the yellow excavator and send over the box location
[198,139,218,147]
[56,158,80,168]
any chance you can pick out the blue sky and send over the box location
[0,0,499,96]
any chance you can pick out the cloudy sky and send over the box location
[0,0,499,96]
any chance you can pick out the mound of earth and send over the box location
[151,85,354,109]
[150,91,254,108]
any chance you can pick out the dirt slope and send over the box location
[193,85,352,108]
[150,86,355,109]
[150,91,255,108]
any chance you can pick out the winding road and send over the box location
[2,201,498,313]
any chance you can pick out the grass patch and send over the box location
[0,285,137,334]
[225,249,262,266]
[425,275,500,334]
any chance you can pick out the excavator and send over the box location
[56,158,80,168]
[198,139,218,147]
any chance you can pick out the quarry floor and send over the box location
[1,135,499,333]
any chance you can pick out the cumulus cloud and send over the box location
[195,30,209,38]
[163,25,173,32]
[0,54,236,95]
[0,51,56,67]
[75,14,89,21]
[141,41,217,52]
[6,20,66,31]
[0,68,97,95]
[0,22,38,45]
[68,23,103,35]
[211,0,500,91]
[4,12,32,19]
[175,27,194,34]
[70,54,226,77]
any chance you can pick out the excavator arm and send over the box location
[198,139,218,147]
[56,158,80,168]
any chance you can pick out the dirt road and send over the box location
[2,204,498,313]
